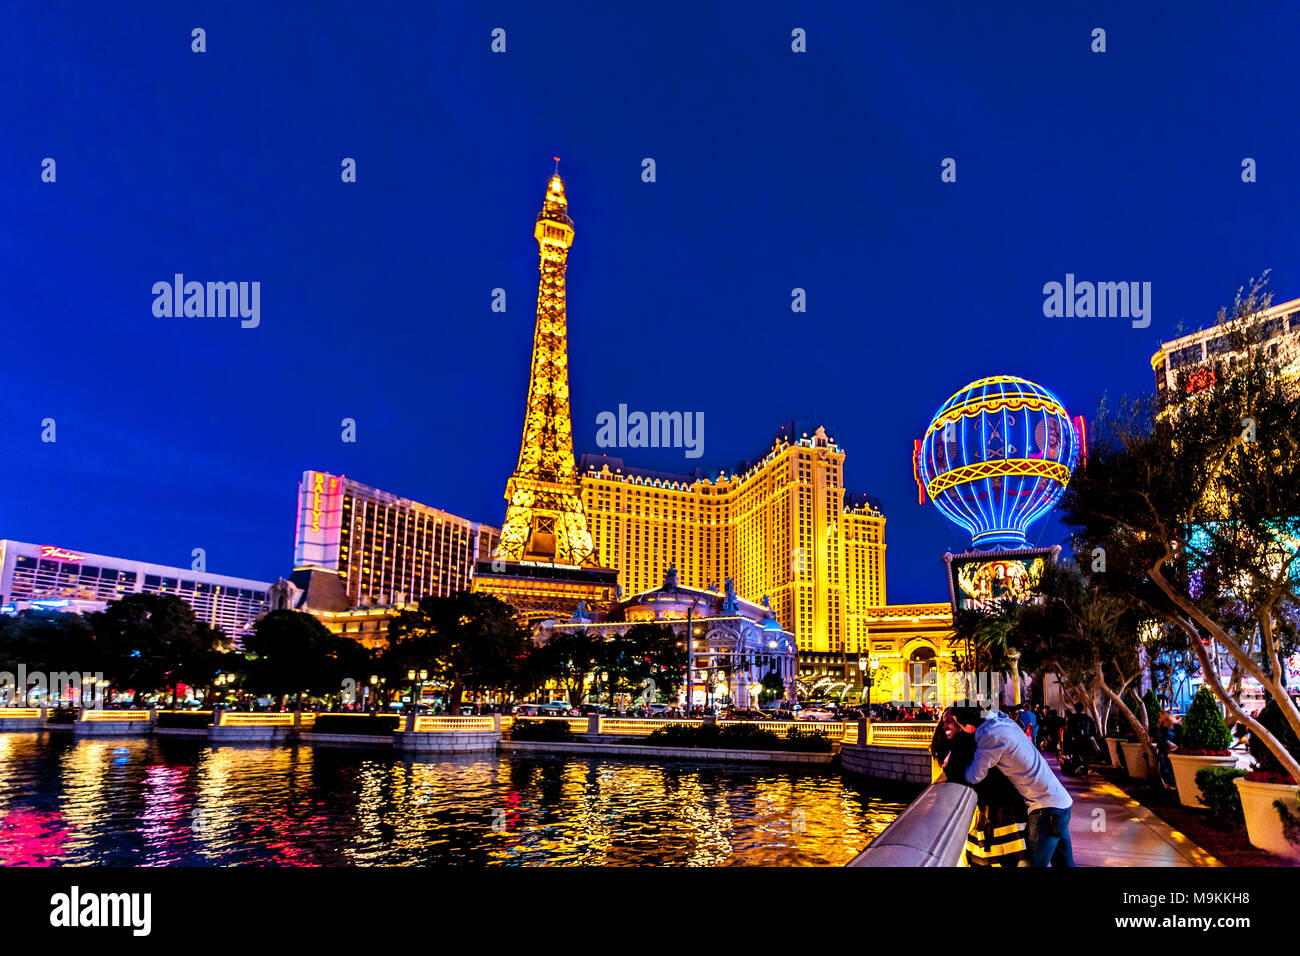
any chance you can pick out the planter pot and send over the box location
[1120,741,1153,780]
[1234,777,1300,861]
[1104,737,1123,767]
[1168,753,1238,808]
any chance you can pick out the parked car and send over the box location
[513,704,543,716]
[796,707,837,722]
[647,703,675,715]
[536,702,571,716]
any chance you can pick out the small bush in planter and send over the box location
[781,727,833,753]
[311,713,400,734]
[1181,687,1232,755]
[1142,689,1162,728]
[1195,766,1246,826]
[717,723,781,749]
[510,718,574,742]
[646,723,719,747]
[156,710,214,729]
[1246,698,1300,782]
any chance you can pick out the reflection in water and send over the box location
[0,735,916,866]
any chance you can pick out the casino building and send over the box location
[1151,295,1300,409]
[0,539,271,639]
[274,471,499,647]
[577,422,886,657]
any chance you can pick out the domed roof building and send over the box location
[547,563,798,708]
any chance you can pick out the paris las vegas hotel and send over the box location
[275,167,954,694]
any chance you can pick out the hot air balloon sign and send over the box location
[914,375,1085,551]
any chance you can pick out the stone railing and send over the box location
[847,782,978,867]
[217,712,297,727]
[78,709,152,722]
[866,722,936,747]
[412,716,496,733]
[598,718,702,735]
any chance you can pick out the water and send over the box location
[0,734,916,866]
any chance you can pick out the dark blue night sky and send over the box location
[2,1,1297,602]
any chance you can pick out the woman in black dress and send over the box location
[931,706,1030,866]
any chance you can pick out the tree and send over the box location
[243,609,358,707]
[593,624,686,707]
[595,628,648,707]
[383,591,529,714]
[760,669,785,703]
[1003,560,1156,756]
[89,593,218,704]
[628,623,687,700]
[0,610,97,704]
[532,628,602,705]
[1062,277,1300,780]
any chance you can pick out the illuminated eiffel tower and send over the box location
[473,162,618,623]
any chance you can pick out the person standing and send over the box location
[956,706,1076,867]
[1064,703,1097,773]
[1015,705,1038,742]
[1154,711,1179,789]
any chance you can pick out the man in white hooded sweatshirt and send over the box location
[954,705,1076,867]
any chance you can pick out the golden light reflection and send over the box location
[0,737,914,866]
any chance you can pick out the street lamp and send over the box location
[867,657,880,716]
[407,669,428,708]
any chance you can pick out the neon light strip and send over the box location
[923,394,1069,442]
[926,459,1072,498]
[942,410,983,536]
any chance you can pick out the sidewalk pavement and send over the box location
[1053,756,1221,867]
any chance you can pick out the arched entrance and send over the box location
[908,645,937,707]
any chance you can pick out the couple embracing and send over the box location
[931,705,1076,867]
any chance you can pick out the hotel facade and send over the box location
[0,539,272,639]
[1151,295,1300,408]
[280,471,500,646]
[577,422,886,657]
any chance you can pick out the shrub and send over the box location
[1247,699,1300,780]
[644,722,830,752]
[1142,689,1162,728]
[156,710,214,729]
[1195,766,1246,826]
[718,723,782,748]
[46,707,77,724]
[510,718,573,742]
[781,727,834,753]
[646,723,719,747]
[1181,687,1232,753]
[311,713,400,735]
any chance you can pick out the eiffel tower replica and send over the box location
[472,162,619,624]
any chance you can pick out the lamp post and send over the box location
[405,669,428,730]
[867,657,880,716]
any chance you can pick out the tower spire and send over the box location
[494,164,595,567]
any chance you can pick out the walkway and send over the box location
[1054,757,1221,866]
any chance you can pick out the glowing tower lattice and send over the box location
[496,165,596,566]
[473,163,617,624]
